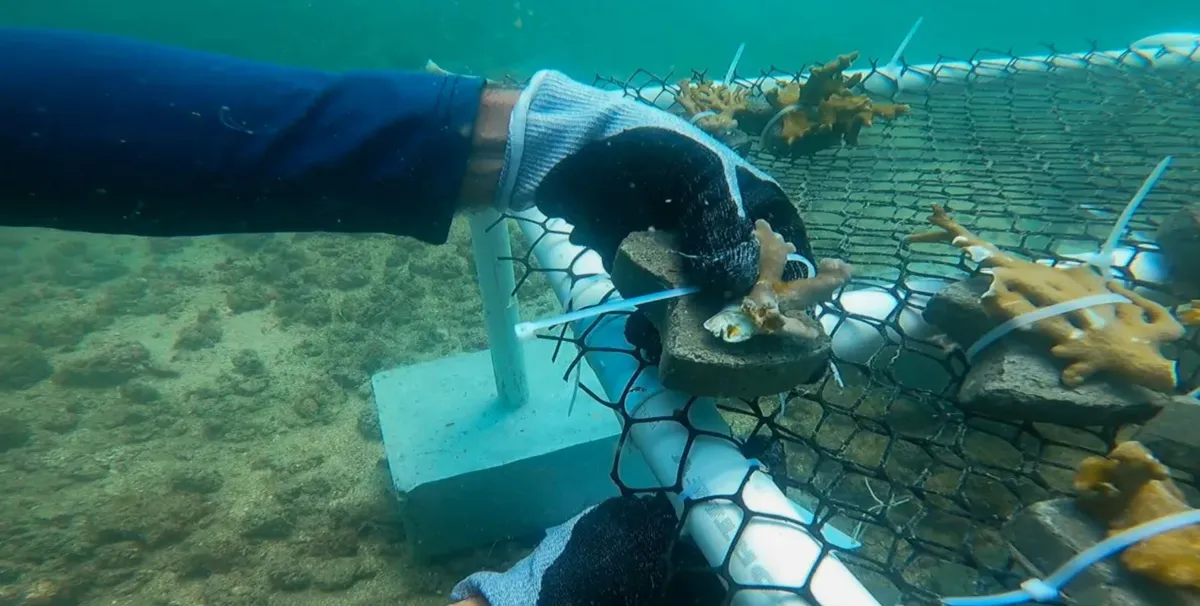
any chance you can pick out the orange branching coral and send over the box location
[741,219,851,339]
[1073,441,1200,591]
[766,51,909,153]
[1178,301,1200,326]
[908,204,1186,392]
[675,79,750,134]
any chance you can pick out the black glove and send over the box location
[495,70,814,296]
[450,494,681,606]
[536,126,814,296]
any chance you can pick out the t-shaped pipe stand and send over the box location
[370,208,651,560]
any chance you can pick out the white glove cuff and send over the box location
[494,70,627,212]
[493,69,782,219]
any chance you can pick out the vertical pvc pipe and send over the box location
[468,208,530,408]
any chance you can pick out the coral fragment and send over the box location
[767,51,909,154]
[1074,441,1200,591]
[675,78,750,134]
[908,205,1185,392]
[1178,300,1200,326]
[739,219,851,340]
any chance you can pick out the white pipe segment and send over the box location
[629,33,1200,110]
[514,209,882,606]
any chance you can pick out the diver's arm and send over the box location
[0,27,495,244]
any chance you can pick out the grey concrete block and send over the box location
[610,229,829,399]
[1005,498,1200,605]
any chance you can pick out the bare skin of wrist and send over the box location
[456,86,520,211]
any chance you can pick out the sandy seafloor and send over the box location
[0,219,565,606]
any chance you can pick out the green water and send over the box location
[2,0,1198,78]
[2,4,1198,606]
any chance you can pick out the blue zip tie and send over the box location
[941,509,1200,605]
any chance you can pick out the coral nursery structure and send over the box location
[907,205,1186,392]
[1074,441,1200,590]
[764,51,909,155]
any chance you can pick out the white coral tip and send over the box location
[964,245,992,263]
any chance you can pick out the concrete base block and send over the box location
[1004,498,1200,605]
[1134,397,1200,476]
[925,278,1168,427]
[372,339,651,561]
[611,229,830,399]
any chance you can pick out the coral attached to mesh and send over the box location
[907,204,1186,393]
[1074,441,1200,590]
[764,51,910,155]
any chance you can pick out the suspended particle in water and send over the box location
[219,106,255,135]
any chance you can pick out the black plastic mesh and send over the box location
[506,42,1200,605]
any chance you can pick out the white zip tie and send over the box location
[724,42,747,86]
[688,110,718,125]
[1094,156,1172,279]
[889,17,925,69]
[965,293,1131,361]
[829,360,846,389]
[515,254,816,339]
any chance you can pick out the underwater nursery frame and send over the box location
[374,24,1200,606]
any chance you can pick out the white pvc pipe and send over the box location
[469,208,530,407]
[631,33,1200,110]
[514,209,881,606]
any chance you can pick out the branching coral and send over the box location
[1179,300,1200,326]
[907,204,1185,392]
[765,51,909,154]
[737,219,851,340]
[675,79,750,134]
[1073,441,1200,590]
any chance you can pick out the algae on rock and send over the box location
[0,341,51,390]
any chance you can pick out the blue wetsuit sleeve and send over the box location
[0,27,486,244]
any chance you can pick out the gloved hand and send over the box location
[449,494,679,606]
[494,69,814,295]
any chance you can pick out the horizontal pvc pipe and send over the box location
[629,33,1200,109]
[514,208,881,606]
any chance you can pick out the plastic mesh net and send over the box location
[505,43,1200,605]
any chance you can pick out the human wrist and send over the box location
[456,86,519,211]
